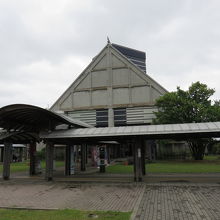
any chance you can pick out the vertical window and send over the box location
[114,108,126,126]
[96,109,108,127]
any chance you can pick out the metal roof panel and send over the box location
[40,121,220,140]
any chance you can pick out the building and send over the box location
[51,42,167,127]
[49,42,169,162]
[1,42,220,182]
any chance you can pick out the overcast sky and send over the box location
[0,0,220,108]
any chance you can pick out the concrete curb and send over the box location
[0,206,59,211]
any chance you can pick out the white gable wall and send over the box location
[51,43,167,126]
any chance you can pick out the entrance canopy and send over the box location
[40,121,220,143]
[0,104,92,132]
[1,104,220,143]
[0,104,92,143]
[0,131,38,144]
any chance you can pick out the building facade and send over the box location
[51,42,167,127]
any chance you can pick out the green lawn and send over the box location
[0,161,65,173]
[1,158,220,174]
[204,155,220,161]
[0,209,131,220]
[106,160,220,173]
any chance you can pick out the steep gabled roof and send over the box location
[50,44,109,111]
[110,43,168,93]
[50,42,168,111]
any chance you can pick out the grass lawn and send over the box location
[106,160,220,173]
[0,209,131,220]
[0,160,65,173]
[204,155,220,160]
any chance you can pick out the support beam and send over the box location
[3,142,12,180]
[133,139,143,182]
[133,142,137,181]
[81,144,86,171]
[45,142,54,181]
[65,145,71,176]
[19,147,23,162]
[0,147,3,162]
[29,142,36,175]
[86,145,88,164]
[99,146,106,173]
[141,142,146,176]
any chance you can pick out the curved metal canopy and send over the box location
[0,104,92,132]
[0,131,39,144]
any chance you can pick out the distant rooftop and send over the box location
[112,43,146,73]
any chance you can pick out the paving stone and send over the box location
[0,178,220,220]
[0,180,145,212]
[134,184,220,220]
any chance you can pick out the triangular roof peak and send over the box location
[50,42,168,112]
[109,42,167,92]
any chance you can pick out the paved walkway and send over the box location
[1,173,220,219]
[133,183,220,220]
[0,179,144,211]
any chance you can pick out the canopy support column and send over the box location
[81,144,86,171]
[29,142,36,175]
[133,138,143,182]
[141,141,146,176]
[3,142,12,180]
[65,145,71,175]
[45,142,54,181]
[0,147,3,162]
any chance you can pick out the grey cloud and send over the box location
[0,0,220,108]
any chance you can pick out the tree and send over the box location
[154,81,220,160]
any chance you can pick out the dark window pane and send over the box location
[114,108,127,126]
[96,111,108,116]
[96,121,108,127]
[96,109,108,127]
[97,116,108,122]
[115,121,126,126]
[114,115,126,120]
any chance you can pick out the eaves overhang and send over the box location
[0,104,92,133]
[40,121,220,143]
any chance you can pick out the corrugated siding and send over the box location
[126,106,157,125]
[66,106,158,127]
[66,110,96,126]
